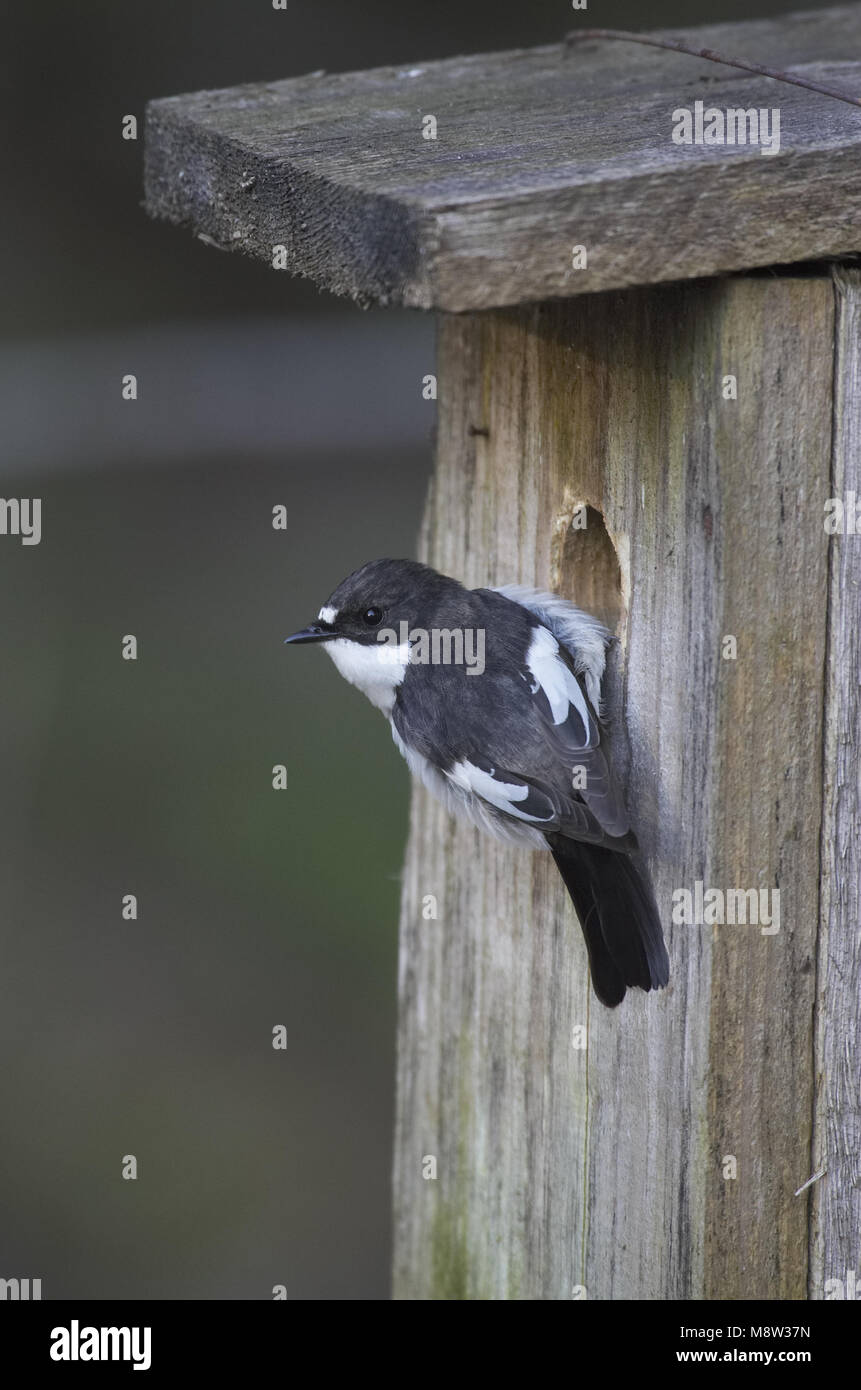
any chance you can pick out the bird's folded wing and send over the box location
[439,644,633,845]
[444,754,609,842]
[513,623,632,841]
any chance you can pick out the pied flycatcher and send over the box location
[286,558,669,1007]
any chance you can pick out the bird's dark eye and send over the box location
[361,606,383,627]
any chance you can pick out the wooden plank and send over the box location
[810,268,861,1300]
[145,7,861,311]
[392,275,833,1299]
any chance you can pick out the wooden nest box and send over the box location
[145,6,861,1300]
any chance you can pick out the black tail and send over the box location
[548,838,669,1008]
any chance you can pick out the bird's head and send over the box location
[285,558,466,710]
[285,557,456,649]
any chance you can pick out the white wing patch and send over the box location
[447,759,555,823]
[390,725,548,848]
[492,584,610,714]
[526,625,592,733]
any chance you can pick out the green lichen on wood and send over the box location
[429,1201,473,1300]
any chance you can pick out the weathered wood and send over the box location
[142,7,861,1302]
[392,277,834,1299]
[145,7,861,311]
[810,268,861,1299]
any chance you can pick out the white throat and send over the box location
[324,638,410,714]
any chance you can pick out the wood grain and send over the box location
[392,277,834,1299]
[810,268,861,1299]
[144,7,861,310]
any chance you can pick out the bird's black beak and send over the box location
[284,622,335,645]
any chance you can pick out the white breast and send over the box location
[325,637,410,714]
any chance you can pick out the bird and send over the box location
[285,558,669,1007]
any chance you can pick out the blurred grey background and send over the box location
[1,0,808,1299]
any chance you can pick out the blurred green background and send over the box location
[1,0,807,1299]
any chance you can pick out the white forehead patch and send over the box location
[318,605,338,625]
